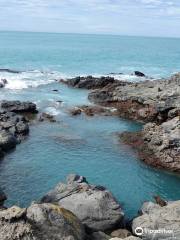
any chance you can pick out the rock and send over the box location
[39,112,56,122]
[0,203,86,240]
[0,78,8,88]
[70,107,82,116]
[154,195,167,207]
[134,71,146,77]
[111,229,132,238]
[61,76,118,90]
[41,174,124,232]
[0,189,7,206]
[15,121,29,135]
[120,116,180,172]
[132,200,180,239]
[70,105,118,117]
[0,130,17,151]
[1,100,38,113]
[88,76,180,123]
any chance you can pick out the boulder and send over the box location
[1,100,38,113]
[0,130,17,151]
[41,174,124,232]
[134,71,146,77]
[132,200,180,239]
[0,78,8,88]
[0,203,86,240]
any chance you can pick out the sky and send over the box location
[0,0,180,37]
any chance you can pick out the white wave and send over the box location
[0,70,58,90]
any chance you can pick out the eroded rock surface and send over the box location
[41,174,124,232]
[132,200,180,240]
[0,203,86,240]
[61,76,126,90]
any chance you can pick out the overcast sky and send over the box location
[0,0,180,37]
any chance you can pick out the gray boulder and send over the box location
[132,200,180,239]
[0,203,86,240]
[41,174,124,232]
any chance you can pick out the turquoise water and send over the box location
[0,32,180,218]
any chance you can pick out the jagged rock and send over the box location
[89,76,180,123]
[120,116,180,171]
[132,200,180,240]
[0,203,86,240]
[41,174,124,232]
[1,100,38,113]
[61,76,119,89]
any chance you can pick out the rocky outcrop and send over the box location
[110,237,140,240]
[134,71,146,77]
[61,76,125,90]
[41,174,124,232]
[132,200,180,240]
[88,76,180,123]
[0,203,86,240]
[120,116,180,172]
[0,101,38,158]
[1,100,38,113]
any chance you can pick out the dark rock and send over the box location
[61,76,118,90]
[15,121,29,135]
[0,189,7,206]
[1,100,38,113]
[0,130,17,151]
[134,71,146,77]
[41,174,124,232]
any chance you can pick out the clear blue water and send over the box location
[0,31,180,218]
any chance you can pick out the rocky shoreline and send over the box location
[0,72,179,239]
[63,73,180,172]
[1,174,180,240]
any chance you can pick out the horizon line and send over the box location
[0,29,180,40]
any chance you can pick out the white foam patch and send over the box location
[44,107,60,116]
[0,70,68,90]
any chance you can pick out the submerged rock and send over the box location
[0,78,8,88]
[132,200,180,239]
[0,203,86,240]
[1,100,38,113]
[41,174,124,232]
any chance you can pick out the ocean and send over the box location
[0,31,180,218]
